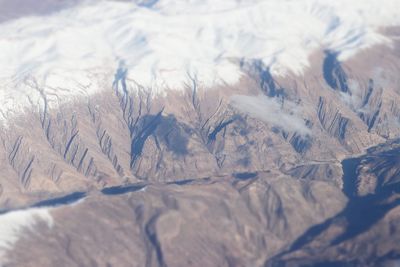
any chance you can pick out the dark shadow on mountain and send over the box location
[167,178,195,185]
[233,172,258,180]
[101,183,146,195]
[323,50,349,93]
[268,141,400,266]
[32,191,86,208]
[154,114,190,156]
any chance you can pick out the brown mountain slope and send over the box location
[1,29,400,267]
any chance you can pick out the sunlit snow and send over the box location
[0,0,399,119]
[0,208,53,264]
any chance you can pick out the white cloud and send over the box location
[230,94,311,135]
[340,79,364,110]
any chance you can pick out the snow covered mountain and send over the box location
[1,0,400,266]
[0,0,399,120]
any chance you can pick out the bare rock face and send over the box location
[4,172,346,267]
[1,9,400,267]
[267,140,400,267]
[3,40,400,208]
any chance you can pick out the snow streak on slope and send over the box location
[0,208,53,264]
[0,0,399,118]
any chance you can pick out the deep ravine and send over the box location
[267,140,400,266]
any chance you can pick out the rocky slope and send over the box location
[267,140,400,267]
[1,1,400,266]
[0,39,399,265]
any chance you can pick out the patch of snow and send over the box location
[0,208,53,264]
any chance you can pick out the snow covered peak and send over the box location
[0,0,399,93]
